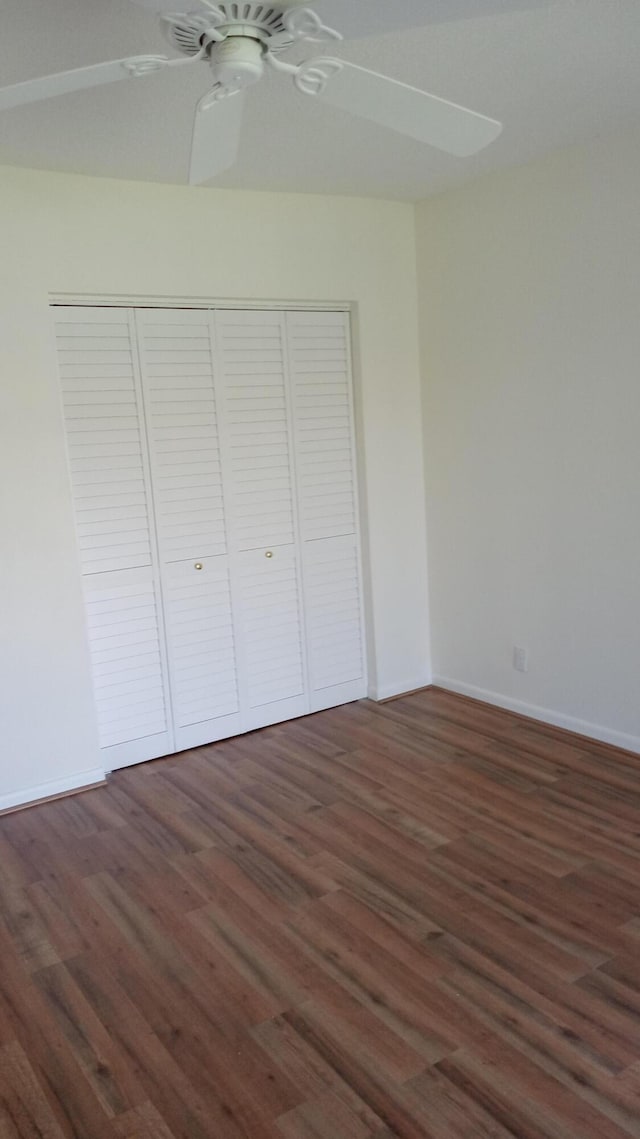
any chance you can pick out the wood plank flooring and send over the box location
[1,687,640,1138]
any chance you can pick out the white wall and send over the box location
[0,164,430,809]
[417,130,640,752]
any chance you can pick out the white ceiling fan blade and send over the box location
[189,91,245,185]
[311,0,555,40]
[309,60,502,157]
[0,57,170,113]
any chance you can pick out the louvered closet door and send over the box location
[136,309,241,750]
[287,310,367,711]
[214,310,308,730]
[54,307,173,769]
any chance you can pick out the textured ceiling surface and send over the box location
[0,0,639,199]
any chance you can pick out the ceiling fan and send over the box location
[0,0,547,185]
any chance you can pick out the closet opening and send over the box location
[53,301,368,770]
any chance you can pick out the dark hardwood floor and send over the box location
[1,687,640,1138]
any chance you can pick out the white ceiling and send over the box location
[0,0,639,200]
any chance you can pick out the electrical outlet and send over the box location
[513,646,529,673]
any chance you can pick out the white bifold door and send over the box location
[54,305,366,770]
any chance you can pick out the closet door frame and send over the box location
[52,294,370,758]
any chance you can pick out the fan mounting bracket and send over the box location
[265,51,343,97]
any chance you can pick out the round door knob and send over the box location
[194,562,203,571]
[265,551,273,559]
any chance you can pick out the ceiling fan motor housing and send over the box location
[209,34,265,89]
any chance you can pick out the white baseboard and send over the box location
[368,675,432,702]
[0,767,106,814]
[433,676,640,756]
